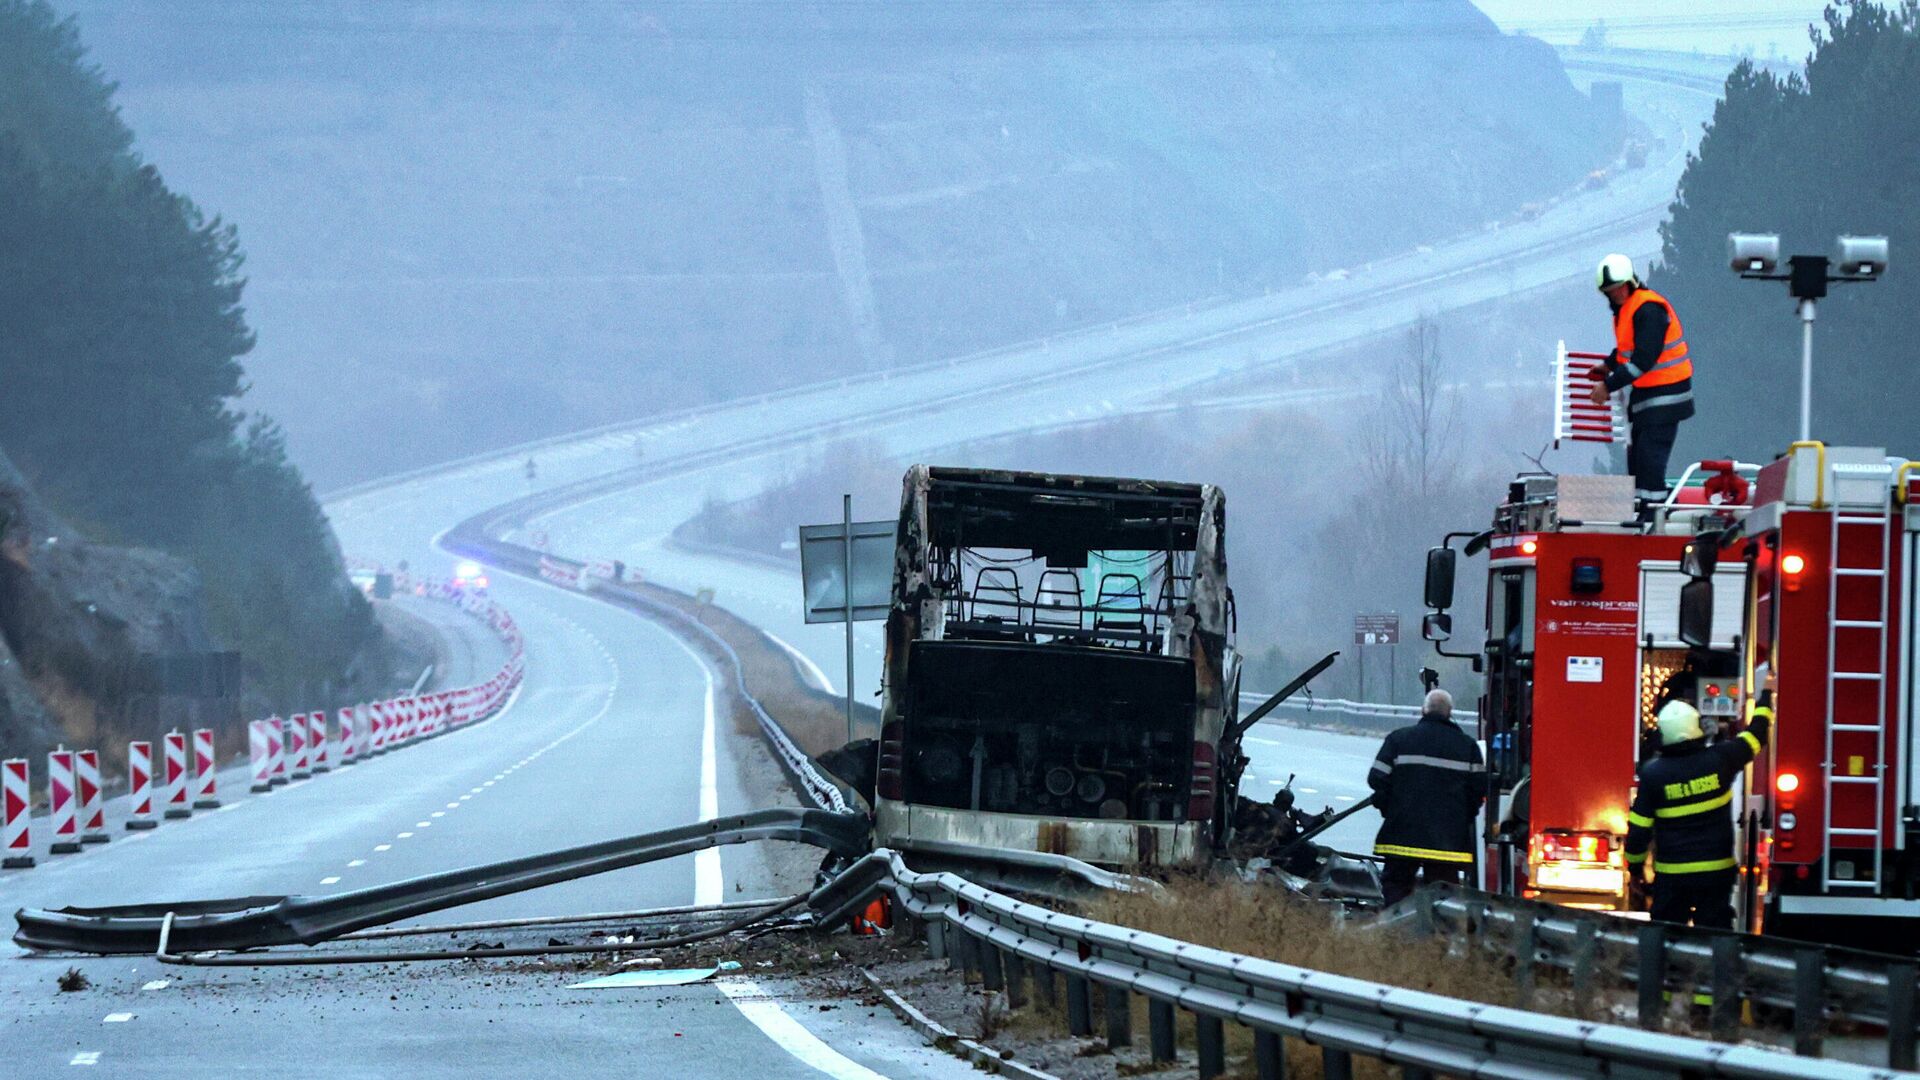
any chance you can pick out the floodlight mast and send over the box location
[1729,232,1889,441]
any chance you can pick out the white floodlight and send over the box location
[1833,235,1889,278]
[1728,232,1781,274]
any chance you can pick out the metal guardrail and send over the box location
[1411,884,1920,1067]
[13,807,866,954]
[819,850,1901,1080]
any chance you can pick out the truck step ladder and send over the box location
[1822,462,1897,892]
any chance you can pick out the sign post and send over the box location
[798,507,895,746]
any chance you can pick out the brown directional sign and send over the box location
[1352,613,1400,645]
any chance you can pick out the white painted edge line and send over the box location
[716,979,890,1080]
[666,632,725,908]
[70,1051,101,1066]
[765,629,834,694]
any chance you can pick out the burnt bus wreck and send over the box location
[872,466,1238,868]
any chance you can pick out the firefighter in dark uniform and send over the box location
[1624,684,1774,928]
[1368,688,1486,906]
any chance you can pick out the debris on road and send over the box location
[569,960,740,989]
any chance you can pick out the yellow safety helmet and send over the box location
[1657,699,1704,746]
[1596,253,1638,291]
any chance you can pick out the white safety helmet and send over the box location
[1596,253,1638,291]
[1657,699,1704,746]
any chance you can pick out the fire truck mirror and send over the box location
[1680,538,1718,580]
[1678,578,1714,648]
[1424,547,1457,610]
[1422,611,1453,643]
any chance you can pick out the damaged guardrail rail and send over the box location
[822,851,1907,1080]
[13,808,866,955]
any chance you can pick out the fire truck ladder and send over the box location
[1822,464,1897,892]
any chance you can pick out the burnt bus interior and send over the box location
[900,473,1218,821]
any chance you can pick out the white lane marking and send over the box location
[431,812,445,818]
[1333,795,1354,802]
[418,821,432,828]
[397,832,413,839]
[70,1051,101,1066]
[320,877,340,885]
[348,860,366,867]
[764,629,833,693]
[102,1013,133,1023]
[374,844,392,852]
[459,795,472,801]
[1246,736,1282,746]
[663,633,725,907]
[140,980,168,991]
[445,802,460,809]
[716,980,887,1080]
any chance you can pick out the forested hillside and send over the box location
[59,0,1629,486]
[1655,0,1919,460]
[0,1,384,730]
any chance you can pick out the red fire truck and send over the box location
[1676,442,1920,940]
[1420,465,1754,910]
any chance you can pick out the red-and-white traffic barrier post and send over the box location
[309,711,330,773]
[192,727,220,808]
[126,741,157,829]
[3,758,33,867]
[288,713,311,780]
[162,731,192,819]
[77,749,108,844]
[336,705,357,765]
[369,701,387,755]
[249,721,272,792]
[268,716,287,785]
[398,699,415,745]
[48,748,81,854]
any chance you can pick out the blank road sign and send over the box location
[799,519,895,623]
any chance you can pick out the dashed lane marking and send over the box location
[102,1014,133,1023]
[348,859,366,867]
[396,832,413,839]
[70,1051,101,1066]
[320,877,340,885]
[374,844,392,852]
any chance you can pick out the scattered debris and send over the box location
[57,967,91,992]
[569,960,741,989]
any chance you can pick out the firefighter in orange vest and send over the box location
[1588,253,1694,512]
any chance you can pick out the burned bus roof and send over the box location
[918,466,1214,551]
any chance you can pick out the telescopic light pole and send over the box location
[1728,233,1888,441]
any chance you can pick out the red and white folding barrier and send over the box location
[48,749,81,854]
[193,727,220,808]
[370,701,388,754]
[308,711,330,773]
[77,749,108,844]
[268,716,287,785]
[127,741,157,829]
[1552,340,1626,446]
[400,698,417,743]
[162,731,192,819]
[288,713,311,780]
[249,721,272,792]
[3,758,33,867]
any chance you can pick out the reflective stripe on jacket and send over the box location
[1625,706,1771,875]
[1368,713,1486,863]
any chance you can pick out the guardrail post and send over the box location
[1402,1066,1435,1080]
[1709,935,1739,1043]
[926,920,947,961]
[1196,1013,1225,1078]
[1148,999,1176,1063]
[1322,1045,1354,1080]
[1636,923,1666,1030]
[1105,986,1132,1047]
[1034,963,1057,1008]
[1253,1030,1284,1080]
[1004,951,1027,1010]
[981,941,1005,992]
[1889,961,1917,1070]
[1792,948,1823,1057]
[1571,920,1598,1016]
[956,930,979,982]
[1066,975,1092,1036]
[1513,909,1537,1009]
